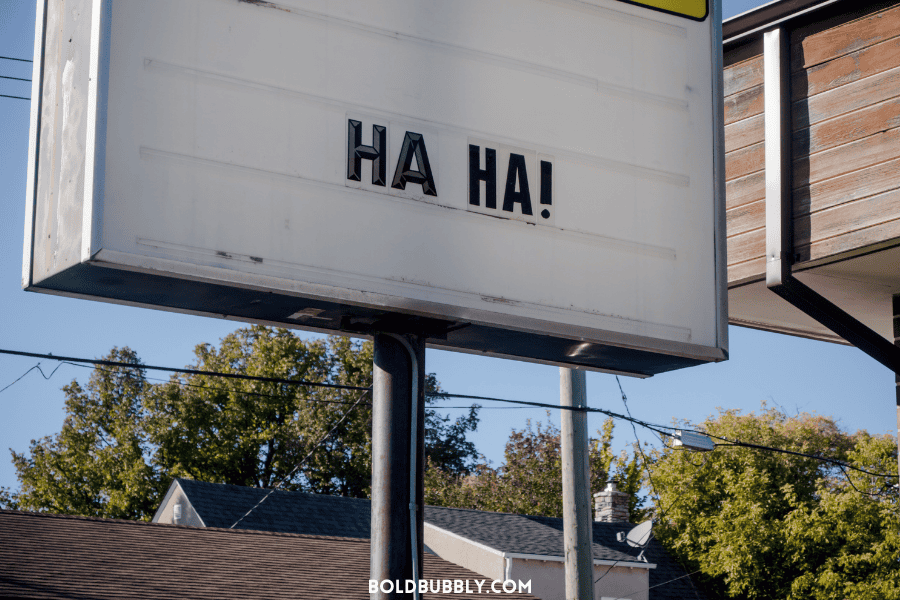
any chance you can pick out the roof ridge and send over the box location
[0,509,370,543]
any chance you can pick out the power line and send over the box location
[1,346,895,479]
[228,388,371,529]
[0,94,29,100]
[613,375,704,600]
[0,55,32,63]
[0,363,64,395]
[0,75,30,82]
[0,348,370,392]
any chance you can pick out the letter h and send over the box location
[348,120,386,186]
[469,144,496,209]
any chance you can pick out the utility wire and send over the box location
[1,346,895,479]
[0,56,32,63]
[710,437,897,480]
[606,569,704,600]
[0,75,30,82]
[228,388,371,529]
[0,94,29,100]
[0,363,64,395]
[0,348,370,392]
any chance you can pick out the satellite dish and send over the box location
[624,521,653,548]
[617,521,653,562]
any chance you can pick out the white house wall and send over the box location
[508,559,648,600]
[423,523,506,582]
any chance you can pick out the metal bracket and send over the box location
[763,27,900,374]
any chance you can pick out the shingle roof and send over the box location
[171,479,706,599]
[0,510,540,600]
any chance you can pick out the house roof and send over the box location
[166,478,705,599]
[0,509,540,600]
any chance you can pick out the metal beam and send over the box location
[763,26,900,375]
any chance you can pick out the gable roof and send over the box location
[0,509,540,600]
[165,478,705,599]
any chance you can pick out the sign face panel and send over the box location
[24,0,727,376]
[620,0,708,20]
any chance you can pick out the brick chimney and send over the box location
[594,481,629,523]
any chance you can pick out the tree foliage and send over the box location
[649,405,899,600]
[5,326,480,519]
[425,415,645,520]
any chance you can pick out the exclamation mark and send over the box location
[540,160,552,219]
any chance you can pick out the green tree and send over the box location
[9,348,163,519]
[5,326,480,519]
[425,415,644,520]
[649,405,899,600]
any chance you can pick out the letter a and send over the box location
[392,132,437,196]
[502,154,533,215]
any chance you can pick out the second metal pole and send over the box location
[371,333,425,600]
[560,367,594,600]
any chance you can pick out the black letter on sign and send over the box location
[392,132,437,196]
[469,145,497,209]
[347,120,386,186]
[503,154,533,215]
[540,160,552,219]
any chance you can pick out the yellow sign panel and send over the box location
[620,0,708,20]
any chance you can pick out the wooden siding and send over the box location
[724,2,900,285]
[791,3,900,264]
[724,53,766,284]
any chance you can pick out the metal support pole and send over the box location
[560,368,594,600]
[371,333,425,600]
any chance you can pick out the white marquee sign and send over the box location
[24,0,727,376]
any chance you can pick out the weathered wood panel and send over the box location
[726,171,765,210]
[793,64,900,130]
[793,96,900,157]
[725,84,764,125]
[724,51,766,283]
[791,3,900,71]
[793,36,900,99]
[727,199,765,237]
[795,190,900,262]
[728,258,767,284]
[727,228,765,268]
[725,55,764,97]
[726,142,765,181]
[726,113,764,153]
[794,155,900,217]
[724,2,900,284]
[793,126,900,189]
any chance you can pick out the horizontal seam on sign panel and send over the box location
[227,0,687,111]
[537,0,687,38]
[142,57,690,188]
[138,146,677,262]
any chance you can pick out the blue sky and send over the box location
[0,0,894,494]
